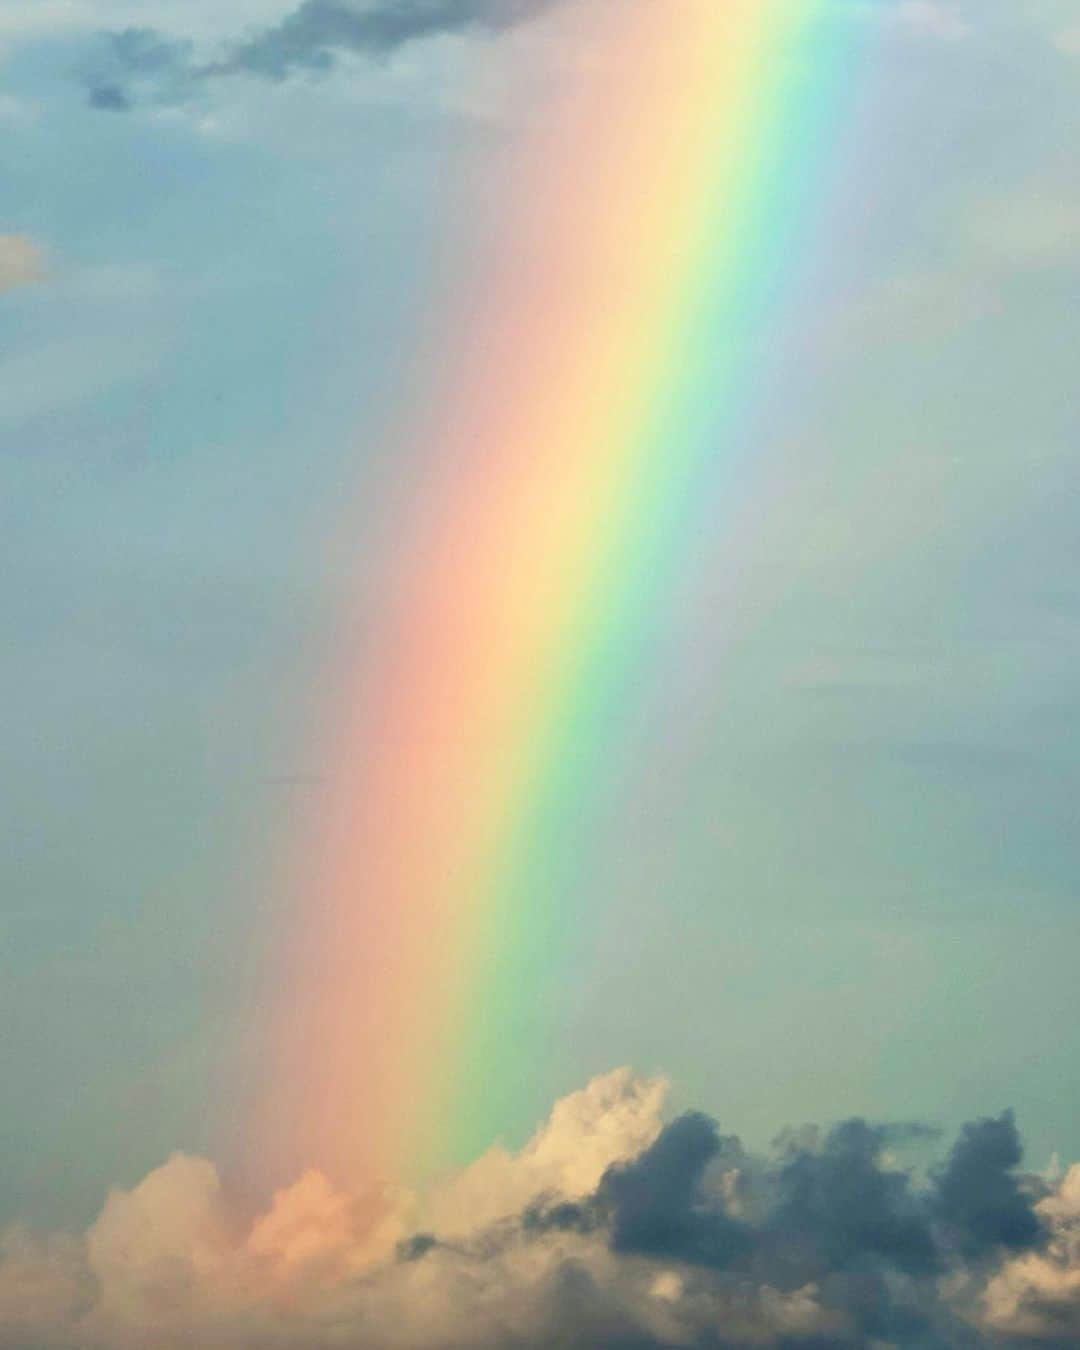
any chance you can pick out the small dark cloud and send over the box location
[522,1197,597,1235]
[396,1232,438,1261]
[88,85,130,112]
[597,1112,750,1268]
[933,1109,1045,1258]
[86,0,564,111]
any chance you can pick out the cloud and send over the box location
[86,0,565,110]
[934,1110,1046,1259]
[88,85,131,111]
[1,1066,1075,1348]
[596,1112,749,1268]
[84,1155,239,1334]
[0,235,46,294]
[425,1066,667,1235]
[982,1164,1080,1341]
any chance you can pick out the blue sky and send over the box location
[1,0,1078,1242]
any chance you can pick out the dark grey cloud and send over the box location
[934,1110,1046,1258]
[396,1232,438,1261]
[400,1106,1053,1350]
[597,1112,750,1268]
[87,85,130,112]
[220,0,562,76]
[86,0,563,110]
[767,1119,941,1280]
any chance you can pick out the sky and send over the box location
[0,2,1079,1345]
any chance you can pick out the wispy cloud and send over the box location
[85,0,565,111]
[0,235,46,295]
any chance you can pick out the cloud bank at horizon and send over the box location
[2,1068,1080,1349]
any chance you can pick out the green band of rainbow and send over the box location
[256,0,871,1189]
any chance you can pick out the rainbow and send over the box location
[253,0,867,1190]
